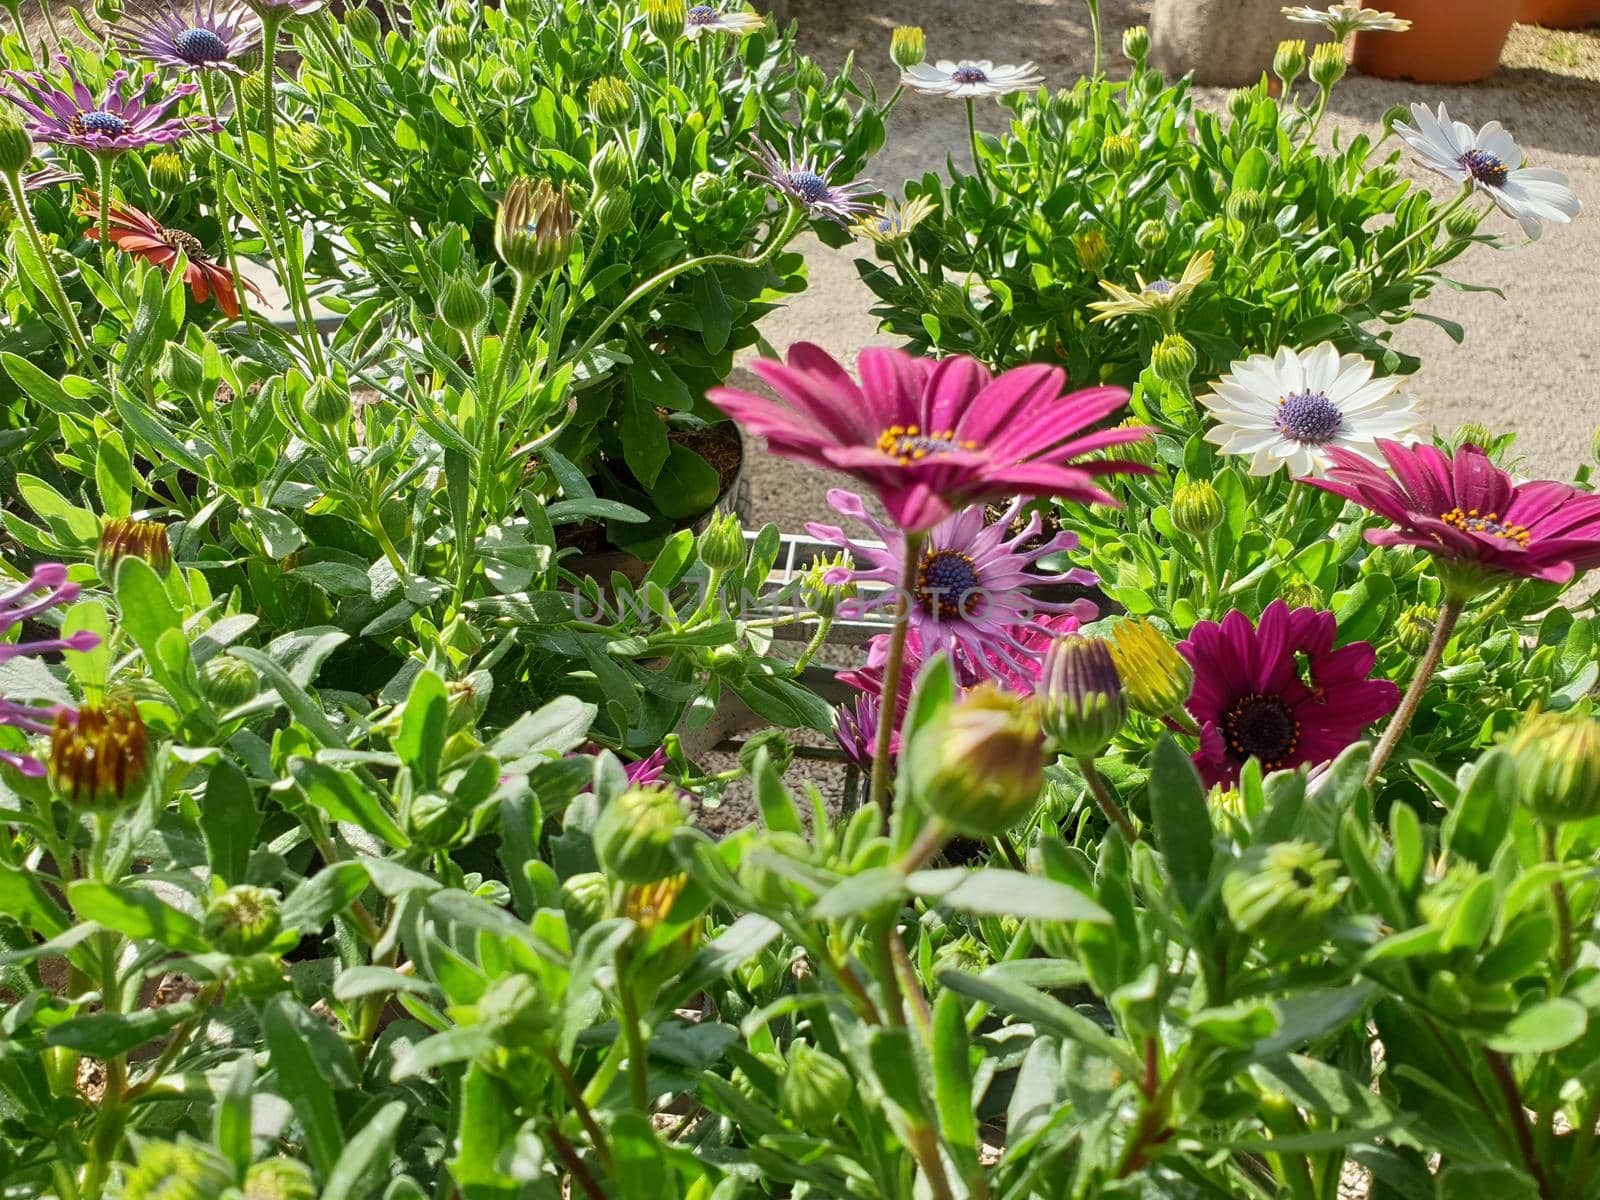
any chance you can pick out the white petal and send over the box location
[1302,342,1341,393]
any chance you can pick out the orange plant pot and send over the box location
[1520,0,1600,27]
[1352,0,1515,82]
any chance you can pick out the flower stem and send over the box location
[1365,595,1462,785]
[1085,0,1103,79]
[1077,754,1137,842]
[1543,824,1574,979]
[95,156,113,276]
[617,971,651,1112]
[965,98,983,180]
[868,530,925,820]
[3,169,97,371]
[227,72,299,334]
[199,72,252,325]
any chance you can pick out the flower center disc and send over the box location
[174,26,229,62]
[73,110,130,138]
[158,226,208,260]
[685,4,717,23]
[1144,279,1177,296]
[1276,390,1344,445]
[786,169,830,204]
[951,65,988,84]
[1460,148,1509,189]
[876,425,975,464]
[917,550,983,619]
[1441,507,1531,546]
[1223,693,1299,768]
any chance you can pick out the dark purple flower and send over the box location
[1,564,99,779]
[745,136,876,223]
[1302,440,1600,593]
[835,693,889,771]
[114,1,262,75]
[0,59,217,153]
[1178,600,1398,788]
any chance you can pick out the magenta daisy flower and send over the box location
[1177,600,1398,788]
[710,343,1152,532]
[809,490,1099,682]
[835,693,890,771]
[745,136,876,223]
[1301,440,1600,593]
[625,747,667,786]
[0,61,216,153]
[114,1,262,75]
[0,564,99,779]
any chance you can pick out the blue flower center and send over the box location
[1223,693,1298,767]
[1460,148,1508,189]
[74,110,130,138]
[1276,390,1344,445]
[686,4,717,23]
[917,550,983,620]
[173,26,229,63]
[951,65,988,84]
[1145,279,1177,296]
[787,169,830,204]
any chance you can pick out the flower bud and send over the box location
[1279,575,1323,611]
[646,0,686,47]
[1395,603,1435,656]
[407,791,466,849]
[1226,87,1254,121]
[1226,187,1264,227]
[434,22,470,63]
[621,872,689,935]
[1273,39,1307,87]
[303,378,350,426]
[1134,219,1168,254]
[1151,334,1198,385]
[438,273,488,334]
[98,517,172,581]
[780,1042,853,1133]
[203,885,283,955]
[1252,220,1278,248]
[148,151,187,194]
[240,71,266,111]
[1380,102,1411,136]
[1508,710,1600,824]
[589,141,632,193]
[495,177,576,281]
[801,551,854,619]
[794,58,826,94]
[739,728,793,776]
[697,510,746,573]
[1334,269,1372,307]
[591,190,632,235]
[1445,206,1481,241]
[1454,422,1495,451]
[560,871,609,933]
[200,655,259,709]
[491,64,521,99]
[587,76,635,128]
[1102,416,1156,466]
[593,784,686,884]
[1040,637,1127,759]
[1222,841,1348,948]
[157,342,207,400]
[688,170,725,209]
[1122,24,1150,65]
[1106,618,1192,719]
[906,684,1045,838]
[1074,229,1110,274]
[1100,132,1137,174]
[1309,42,1347,89]
[287,120,336,163]
[343,4,381,46]
[930,281,970,319]
[242,1159,318,1200]
[475,973,552,1045]
[49,699,149,812]
[227,953,289,1001]
[504,0,531,21]
[1172,479,1223,537]
[119,1139,233,1200]
[890,24,925,69]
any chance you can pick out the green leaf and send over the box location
[322,1101,407,1200]
[1443,749,1515,870]
[214,1055,255,1175]
[95,431,133,519]
[44,1001,198,1057]
[0,862,71,939]
[395,669,448,790]
[281,861,372,934]
[807,868,908,921]
[931,990,979,1167]
[68,881,209,953]
[611,1113,673,1200]
[1148,735,1214,915]
[937,968,1143,1077]
[113,557,186,696]
[201,761,259,887]
[908,869,1111,923]
[649,442,720,521]
[262,996,348,1174]
[288,758,408,849]
[1487,998,1587,1054]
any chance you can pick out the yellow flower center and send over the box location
[1441,507,1530,547]
[875,425,977,465]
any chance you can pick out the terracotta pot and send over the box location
[1353,0,1514,82]
[1520,0,1600,27]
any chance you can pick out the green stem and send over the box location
[226,72,300,335]
[96,157,113,276]
[790,615,832,674]
[1077,755,1137,842]
[965,98,983,180]
[868,531,925,819]
[4,169,97,370]
[1085,0,1102,79]
[1365,596,1462,785]
[199,73,252,325]
[1544,824,1574,979]
[1378,187,1470,272]
[1197,534,1218,609]
[1271,483,1304,545]
[617,972,651,1111]
[1484,1049,1556,1200]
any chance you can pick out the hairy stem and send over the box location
[869,531,925,819]
[1366,596,1462,785]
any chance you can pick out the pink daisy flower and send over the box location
[709,343,1151,532]
[0,60,216,153]
[1178,600,1399,788]
[1,564,99,778]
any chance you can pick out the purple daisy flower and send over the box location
[625,747,667,787]
[114,0,262,75]
[0,59,218,153]
[0,564,99,779]
[746,135,876,223]
[834,693,888,772]
[20,162,81,190]
[808,489,1099,682]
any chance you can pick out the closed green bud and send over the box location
[591,190,632,235]
[1309,42,1346,89]
[1222,841,1348,948]
[1226,87,1255,120]
[157,342,207,400]
[1226,187,1264,227]
[1334,269,1372,307]
[148,151,187,194]
[800,551,854,619]
[1279,575,1323,611]
[303,378,350,426]
[1273,39,1307,87]
[1381,102,1411,136]
[1074,229,1110,274]
[739,728,792,776]
[688,170,725,209]
[1395,603,1435,655]
[504,0,531,20]
[930,281,969,319]
[491,65,521,99]
[434,22,470,62]
[118,1139,232,1200]
[226,953,289,1000]
[1508,710,1600,824]
[1172,479,1223,537]
[697,510,746,573]
[199,655,259,709]
[890,24,925,69]
[1445,206,1481,240]
[1100,132,1137,174]
[906,684,1046,838]
[587,76,635,128]
[98,518,172,582]
[594,785,685,884]
[439,274,488,334]
[344,4,381,45]
[1134,218,1168,253]
[1122,24,1150,65]
[241,1159,317,1200]
[646,0,686,47]
[475,973,551,1045]
[794,58,826,94]
[1454,422,1495,451]
[289,121,336,163]
[1152,334,1198,385]
[240,71,266,111]
[1252,220,1278,248]
[495,177,576,281]
[94,0,123,23]
[560,871,610,932]
[589,141,632,192]
[204,885,282,955]
[1040,637,1126,760]
[780,1042,853,1133]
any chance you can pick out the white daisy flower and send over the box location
[1395,103,1581,241]
[1282,4,1410,38]
[1198,343,1423,479]
[899,59,1043,99]
[681,4,764,39]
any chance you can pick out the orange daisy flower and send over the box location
[78,191,264,320]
